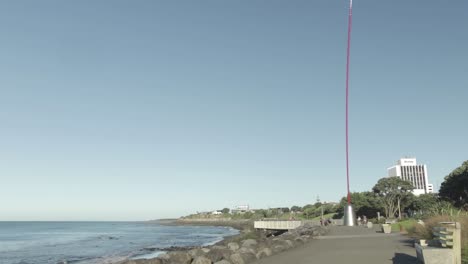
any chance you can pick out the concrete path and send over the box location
[254,225,418,264]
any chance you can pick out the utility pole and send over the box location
[317,196,324,220]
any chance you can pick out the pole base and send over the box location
[344,204,356,226]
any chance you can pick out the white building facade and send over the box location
[387,158,433,196]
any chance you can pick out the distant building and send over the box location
[387,158,433,196]
[231,205,250,214]
[211,210,222,215]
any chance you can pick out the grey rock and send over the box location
[294,237,306,244]
[237,247,255,255]
[227,242,240,251]
[212,245,228,250]
[158,254,171,260]
[283,240,294,249]
[240,252,257,263]
[206,248,231,263]
[278,234,296,241]
[241,239,257,248]
[167,251,192,264]
[256,248,272,259]
[121,259,163,264]
[191,256,212,264]
[188,248,205,258]
[214,260,231,264]
[201,248,211,253]
[272,244,286,253]
[229,251,256,264]
[229,253,245,264]
[295,224,326,237]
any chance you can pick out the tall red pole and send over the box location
[346,0,353,205]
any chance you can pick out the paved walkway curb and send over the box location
[254,226,417,264]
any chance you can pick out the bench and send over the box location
[415,222,461,264]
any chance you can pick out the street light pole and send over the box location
[343,0,356,227]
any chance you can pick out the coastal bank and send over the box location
[118,219,328,264]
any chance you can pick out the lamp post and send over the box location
[343,0,356,227]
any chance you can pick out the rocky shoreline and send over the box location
[118,219,328,264]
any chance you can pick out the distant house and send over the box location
[211,210,222,215]
[231,205,250,214]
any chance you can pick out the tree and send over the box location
[439,160,468,208]
[302,204,314,211]
[290,206,301,212]
[303,207,316,219]
[408,193,438,215]
[221,208,230,214]
[336,192,383,219]
[372,177,414,219]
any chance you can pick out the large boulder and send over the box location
[229,252,256,264]
[278,233,296,241]
[294,236,307,244]
[294,224,328,237]
[237,247,256,255]
[255,248,272,259]
[240,252,256,263]
[241,239,257,248]
[271,238,293,250]
[271,244,286,254]
[167,251,192,264]
[158,254,171,261]
[214,260,231,264]
[282,240,294,249]
[227,242,240,251]
[191,256,212,264]
[211,245,228,250]
[120,259,163,264]
[229,253,245,264]
[188,248,206,259]
[313,226,328,236]
[205,247,231,263]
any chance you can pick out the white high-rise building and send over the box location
[387,158,433,196]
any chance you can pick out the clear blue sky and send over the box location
[1,0,467,221]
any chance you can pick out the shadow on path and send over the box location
[399,238,416,248]
[392,253,418,264]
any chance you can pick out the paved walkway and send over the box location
[254,225,418,264]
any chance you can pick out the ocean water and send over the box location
[0,222,238,264]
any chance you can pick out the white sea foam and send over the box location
[130,251,166,260]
